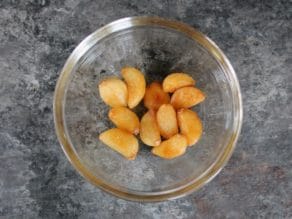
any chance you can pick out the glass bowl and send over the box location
[54,17,242,202]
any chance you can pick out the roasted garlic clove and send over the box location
[171,87,205,109]
[152,134,187,159]
[140,110,161,146]
[99,128,139,160]
[156,104,178,139]
[98,78,128,107]
[144,82,170,110]
[162,73,195,93]
[109,107,140,135]
[121,67,146,108]
[177,108,203,146]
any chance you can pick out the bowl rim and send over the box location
[53,16,243,202]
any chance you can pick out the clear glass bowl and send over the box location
[54,17,242,202]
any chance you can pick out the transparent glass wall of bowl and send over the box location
[63,26,233,193]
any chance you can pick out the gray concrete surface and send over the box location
[0,0,291,218]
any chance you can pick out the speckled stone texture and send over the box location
[0,0,291,218]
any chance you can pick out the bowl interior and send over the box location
[62,24,236,194]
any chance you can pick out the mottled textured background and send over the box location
[0,0,291,218]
